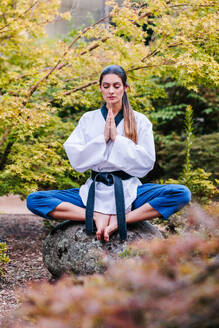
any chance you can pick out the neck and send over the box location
[106,101,123,116]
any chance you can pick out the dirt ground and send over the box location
[0,214,51,322]
[0,195,30,215]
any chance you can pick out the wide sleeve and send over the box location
[63,114,107,172]
[107,116,155,178]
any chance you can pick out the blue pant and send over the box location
[26,183,191,220]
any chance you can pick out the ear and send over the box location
[124,85,129,92]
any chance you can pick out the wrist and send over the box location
[111,133,117,142]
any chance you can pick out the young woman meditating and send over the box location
[27,65,191,242]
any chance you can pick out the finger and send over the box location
[108,113,114,126]
[109,108,114,117]
[111,116,116,125]
[108,104,114,117]
[106,112,110,122]
[107,113,113,124]
[107,112,112,122]
[108,102,112,111]
[110,122,117,135]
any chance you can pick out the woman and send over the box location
[27,65,191,242]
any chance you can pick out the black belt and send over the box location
[85,170,132,241]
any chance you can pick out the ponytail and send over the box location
[122,91,138,144]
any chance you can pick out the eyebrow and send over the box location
[102,82,122,85]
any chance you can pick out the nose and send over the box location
[109,86,114,94]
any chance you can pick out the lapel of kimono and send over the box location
[101,103,124,127]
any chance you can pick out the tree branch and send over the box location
[139,11,153,20]
[0,141,14,171]
[0,0,40,32]
[5,35,108,99]
[80,37,109,55]
[25,5,157,100]
[141,49,160,62]
[49,60,175,102]
[169,3,217,9]
[127,60,175,73]
[63,80,98,95]
[141,41,183,62]
[27,14,110,98]
[49,81,98,103]
[0,130,9,148]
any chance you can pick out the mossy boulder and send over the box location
[42,220,163,277]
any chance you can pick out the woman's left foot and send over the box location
[94,212,110,240]
[104,215,118,242]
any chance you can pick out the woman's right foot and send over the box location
[93,212,110,240]
[104,215,118,242]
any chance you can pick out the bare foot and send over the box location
[93,212,110,240]
[104,214,118,242]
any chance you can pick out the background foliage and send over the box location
[0,242,10,276]
[0,0,218,198]
[160,106,218,202]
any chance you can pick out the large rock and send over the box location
[42,220,163,277]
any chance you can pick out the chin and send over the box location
[107,99,119,104]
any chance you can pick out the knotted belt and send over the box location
[85,170,132,241]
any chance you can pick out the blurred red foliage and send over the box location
[4,204,219,328]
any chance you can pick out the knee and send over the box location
[179,185,191,204]
[26,192,40,212]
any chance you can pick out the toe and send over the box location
[96,228,103,240]
[104,228,110,242]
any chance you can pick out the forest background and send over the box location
[0,0,218,200]
[0,1,219,327]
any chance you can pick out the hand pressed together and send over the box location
[104,106,118,142]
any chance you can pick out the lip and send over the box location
[108,96,115,99]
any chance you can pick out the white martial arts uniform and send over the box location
[63,108,155,214]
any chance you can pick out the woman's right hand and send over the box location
[104,107,111,142]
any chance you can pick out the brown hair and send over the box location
[99,65,138,144]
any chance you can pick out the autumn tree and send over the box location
[0,0,218,197]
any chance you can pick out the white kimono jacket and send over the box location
[63,108,155,214]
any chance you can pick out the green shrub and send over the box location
[0,242,10,276]
[162,106,218,202]
[166,168,218,203]
[156,133,219,181]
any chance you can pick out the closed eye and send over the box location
[102,83,122,89]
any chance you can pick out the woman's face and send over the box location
[100,73,127,106]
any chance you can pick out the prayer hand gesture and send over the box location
[104,105,118,142]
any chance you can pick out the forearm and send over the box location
[107,135,155,177]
